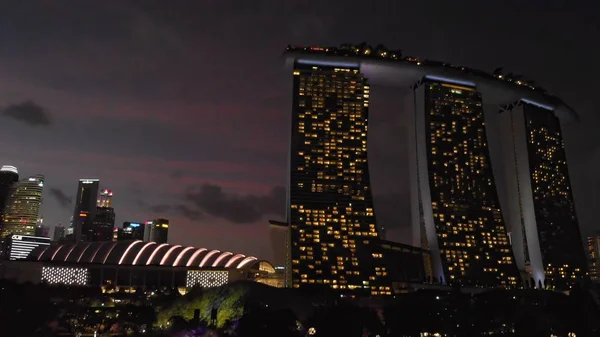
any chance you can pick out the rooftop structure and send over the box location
[284,44,577,122]
[33,240,261,269]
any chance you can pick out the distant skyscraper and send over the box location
[35,217,49,238]
[587,234,600,282]
[408,78,519,287]
[97,189,113,208]
[286,60,390,295]
[93,206,115,241]
[117,221,145,241]
[53,224,66,242]
[145,219,169,243]
[72,179,100,242]
[1,174,44,239]
[0,165,19,226]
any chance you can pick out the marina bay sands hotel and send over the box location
[280,44,587,295]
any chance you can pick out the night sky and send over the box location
[0,1,598,261]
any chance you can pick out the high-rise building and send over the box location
[97,189,113,208]
[93,206,115,241]
[407,78,519,287]
[587,234,600,282]
[35,218,49,238]
[116,221,145,241]
[53,224,66,242]
[72,179,100,242]
[285,44,584,291]
[144,219,169,244]
[1,174,44,239]
[490,101,588,289]
[0,165,19,226]
[286,60,390,295]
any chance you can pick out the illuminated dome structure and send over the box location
[34,240,259,269]
[0,241,281,289]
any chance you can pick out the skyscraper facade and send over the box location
[0,165,19,226]
[287,60,389,295]
[72,179,100,242]
[408,78,519,287]
[35,223,50,238]
[53,224,66,242]
[116,221,145,241]
[492,100,589,289]
[587,234,600,282]
[93,206,115,241]
[144,219,169,243]
[97,189,113,208]
[524,103,587,287]
[1,174,44,238]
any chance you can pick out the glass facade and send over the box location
[523,103,587,288]
[587,234,600,282]
[146,219,169,244]
[73,179,100,242]
[1,175,44,238]
[93,206,116,242]
[289,61,390,295]
[423,80,518,287]
[0,166,19,232]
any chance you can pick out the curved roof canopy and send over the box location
[33,240,259,269]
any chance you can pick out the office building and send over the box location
[93,206,115,241]
[53,224,66,242]
[407,78,519,287]
[286,59,390,295]
[72,179,100,242]
[1,174,44,238]
[116,222,145,241]
[3,234,50,260]
[97,189,113,208]
[35,220,49,238]
[144,219,169,244]
[0,165,19,225]
[587,234,600,282]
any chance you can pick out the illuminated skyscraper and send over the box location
[93,206,115,241]
[53,224,66,242]
[287,60,390,295]
[35,217,50,238]
[408,78,519,287]
[587,234,600,282]
[97,189,113,208]
[1,174,44,238]
[285,44,583,290]
[493,101,588,289]
[0,165,19,226]
[145,219,169,243]
[116,221,145,241]
[72,178,100,242]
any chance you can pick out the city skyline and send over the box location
[0,1,598,262]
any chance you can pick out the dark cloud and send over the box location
[182,184,285,224]
[170,170,183,179]
[174,204,203,221]
[149,204,171,213]
[49,188,72,209]
[2,100,52,126]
